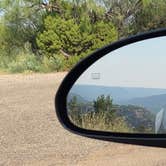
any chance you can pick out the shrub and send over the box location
[7,53,41,73]
[0,55,12,69]
[40,55,66,72]
[69,110,132,133]
[64,55,81,70]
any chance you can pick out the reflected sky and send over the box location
[75,36,166,89]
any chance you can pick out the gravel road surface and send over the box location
[1,73,166,166]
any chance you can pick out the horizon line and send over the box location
[75,83,166,90]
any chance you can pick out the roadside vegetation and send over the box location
[68,94,155,133]
[68,95,133,132]
[0,0,166,73]
[67,95,155,133]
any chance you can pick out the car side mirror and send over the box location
[55,28,166,147]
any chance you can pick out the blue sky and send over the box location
[75,36,166,89]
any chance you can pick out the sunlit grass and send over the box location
[69,111,133,133]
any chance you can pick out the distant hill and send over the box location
[69,84,166,104]
[116,105,155,133]
[126,94,166,113]
[67,93,88,103]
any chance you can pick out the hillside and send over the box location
[116,105,155,133]
[67,92,88,103]
[127,94,166,113]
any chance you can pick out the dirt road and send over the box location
[0,73,166,166]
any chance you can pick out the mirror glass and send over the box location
[67,36,166,134]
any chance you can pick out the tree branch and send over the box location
[60,49,70,59]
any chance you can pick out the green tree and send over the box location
[36,13,117,67]
[91,21,118,50]
[0,0,45,55]
[103,0,142,38]
[37,16,93,58]
[68,96,82,125]
[94,95,113,113]
[133,0,166,33]
[1,0,166,73]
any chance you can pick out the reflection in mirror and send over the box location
[67,36,166,134]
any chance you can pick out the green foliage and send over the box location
[91,21,118,49]
[0,51,66,73]
[0,0,45,55]
[68,95,132,132]
[0,55,12,70]
[1,0,166,73]
[7,52,41,73]
[94,95,113,113]
[102,0,166,38]
[41,55,66,72]
[68,94,155,133]
[64,55,81,70]
[132,0,166,33]
[37,16,89,57]
[36,15,118,69]
[68,95,83,125]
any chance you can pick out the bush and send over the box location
[40,55,66,72]
[0,50,78,73]
[7,53,41,73]
[0,52,88,73]
[37,15,118,66]
[64,55,81,70]
[0,55,12,69]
